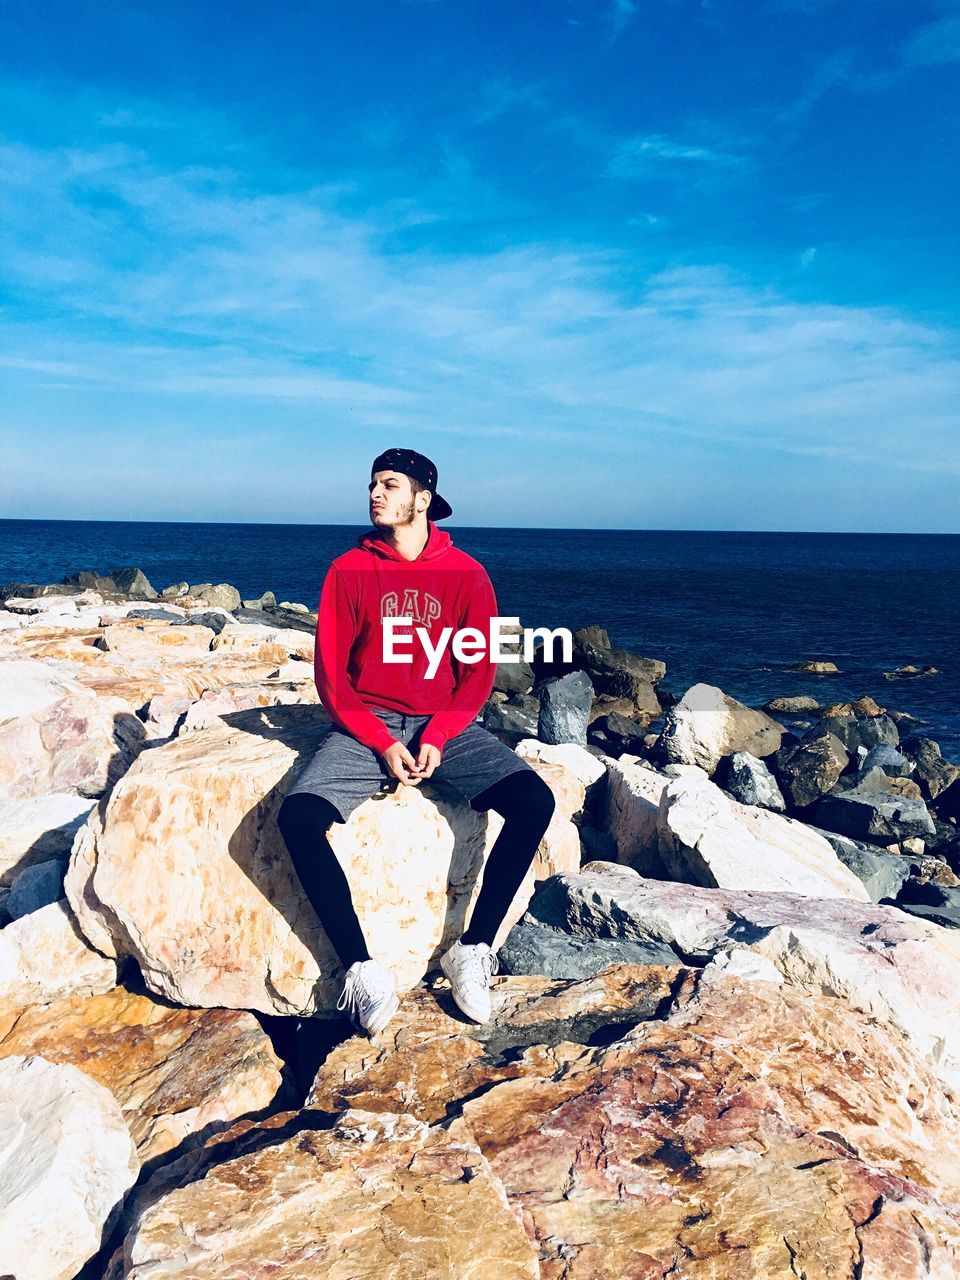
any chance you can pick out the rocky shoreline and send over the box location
[2,564,960,1278]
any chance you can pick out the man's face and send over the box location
[369,469,426,528]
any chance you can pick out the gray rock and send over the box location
[587,711,649,757]
[183,610,234,635]
[577,823,618,862]
[7,858,67,919]
[233,604,316,634]
[126,607,186,624]
[161,582,190,600]
[483,694,541,740]
[493,657,535,696]
[775,732,849,808]
[856,713,901,750]
[860,744,914,778]
[537,670,594,747]
[59,566,157,598]
[814,788,936,843]
[186,583,242,611]
[764,695,820,713]
[903,736,960,801]
[810,826,912,903]
[724,752,786,812]
[111,567,158,598]
[242,590,278,609]
[817,712,900,754]
[498,916,678,978]
[574,637,666,695]
[894,879,960,930]
[1,581,86,602]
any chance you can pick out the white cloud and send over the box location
[904,11,960,65]
[1,89,959,526]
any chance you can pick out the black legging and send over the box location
[277,770,557,970]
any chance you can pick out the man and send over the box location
[277,447,556,1038]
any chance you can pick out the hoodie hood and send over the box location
[355,518,453,563]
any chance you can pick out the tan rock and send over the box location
[657,768,872,900]
[178,682,314,732]
[454,971,960,1278]
[66,707,579,1015]
[0,1054,139,1280]
[306,965,682,1122]
[0,899,118,1009]
[111,967,960,1279]
[97,620,217,657]
[114,1108,538,1279]
[4,628,107,663]
[0,984,285,1164]
[211,623,314,662]
[660,681,783,774]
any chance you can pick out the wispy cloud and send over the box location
[903,8,960,65]
[1,82,959,527]
[607,132,747,179]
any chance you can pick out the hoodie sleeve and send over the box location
[419,566,498,751]
[314,565,398,755]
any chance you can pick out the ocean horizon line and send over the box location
[2,517,958,539]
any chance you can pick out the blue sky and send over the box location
[1,0,958,531]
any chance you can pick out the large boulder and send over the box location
[903,735,960,800]
[65,706,580,1016]
[657,770,872,900]
[0,985,284,1164]
[527,864,960,1089]
[0,1054,139,1280]
[814,787,936,843]
[660,682,783,774]
[774,731,849,808]
[96,620,217,658]
[109,966,960,1278]
[112,1107,540,1279]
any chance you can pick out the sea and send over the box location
[2,519,958,758]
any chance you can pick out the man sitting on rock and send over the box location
[277,447,556,1037]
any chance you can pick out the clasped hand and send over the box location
[381,740,442,786]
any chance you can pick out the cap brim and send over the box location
[430,492,453,520]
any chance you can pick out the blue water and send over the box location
[2,519,958,757]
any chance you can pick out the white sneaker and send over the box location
[335,958,399,1036]
[439,937,500,1023]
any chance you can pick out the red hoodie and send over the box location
[313,520,499,755]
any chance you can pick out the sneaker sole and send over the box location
[362,989,400,1036]
[448,992,490,1023]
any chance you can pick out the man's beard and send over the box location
[395,499,417,526]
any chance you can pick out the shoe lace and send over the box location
[458,942,500,987]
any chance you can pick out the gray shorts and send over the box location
[285,706,536,824]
